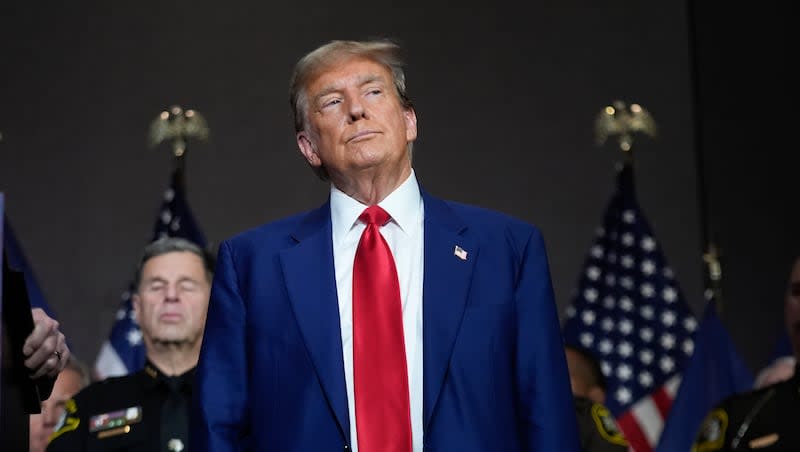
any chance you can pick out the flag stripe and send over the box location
[651,386,673,419]
[665,375,681,398]
[631,396,663,446]
[618,411,653,452]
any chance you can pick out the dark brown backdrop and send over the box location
[0,1,794,373]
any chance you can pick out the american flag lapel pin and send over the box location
[454,245,468,261]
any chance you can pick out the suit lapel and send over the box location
[421,193,477,429]
[279,201,350,441]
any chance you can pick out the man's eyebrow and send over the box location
[312,74,385,105]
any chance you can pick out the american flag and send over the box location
[93,167,207,380]
[562,164,698,451]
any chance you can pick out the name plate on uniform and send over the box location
[89,406,143,433]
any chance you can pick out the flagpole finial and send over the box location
[703,243,724,310]
[148,105,209,158]
[595,101,657,155]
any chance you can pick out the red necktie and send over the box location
[352,205,412,452]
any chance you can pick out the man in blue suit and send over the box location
[192,39,580,452]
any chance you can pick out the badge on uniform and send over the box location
[89,405,143,439]
[49,398,81,442]
[590,403,629,446]
[692,408,728,452]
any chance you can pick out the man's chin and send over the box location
[152,336,191,346]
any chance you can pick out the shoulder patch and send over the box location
[49,398,80,442]
[590,403,629,446]
[692,408,728,452]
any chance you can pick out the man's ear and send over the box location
[131,293,141,325]
[297,132,321,167]
[404,107,418,142]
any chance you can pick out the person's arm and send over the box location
[190,240,249,452]
[513,227,581,451]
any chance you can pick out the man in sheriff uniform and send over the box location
[692,255,800,451]
[48,237,213,452]
[565,345,629,452]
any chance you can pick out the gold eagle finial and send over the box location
[594,100,657,152]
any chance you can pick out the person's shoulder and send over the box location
[49,373,145,447]
[221,206,325,250]
[692,384,778,451]
[573,397,629,449]
[718,380,786,415]
[434,197,545,250]
[436,197,539,233]
[70,373,141,408]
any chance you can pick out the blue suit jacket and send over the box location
[191,191,580,451]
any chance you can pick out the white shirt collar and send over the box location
[330,170,422,245]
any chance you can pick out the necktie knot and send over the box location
[359,205,391,227]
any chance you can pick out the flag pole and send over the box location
[685,1,724,312]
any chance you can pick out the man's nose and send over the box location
[347,96,367,122]
[165,284,180,302]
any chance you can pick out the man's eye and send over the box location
[180,282,198,292]
[367,89,382,96]
[322,98,341,108]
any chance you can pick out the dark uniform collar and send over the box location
[141,359,196,392]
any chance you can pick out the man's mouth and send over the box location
[160,313,183,322]
[347,130,379,142]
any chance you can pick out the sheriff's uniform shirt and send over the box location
[48,361,193,452]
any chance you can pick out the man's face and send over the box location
[133,251,210,347]
[784,258,800,358]
[29,368,84,452]
[296,57,417,186]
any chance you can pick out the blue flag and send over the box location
[3,217,56,319]
[93,168,207,379]
[562,164,697,451]
[655,296,753,451]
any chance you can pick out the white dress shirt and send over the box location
[330,170,425,452]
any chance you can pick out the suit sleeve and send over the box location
[513,227,581,451]
[190,240,250,452]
